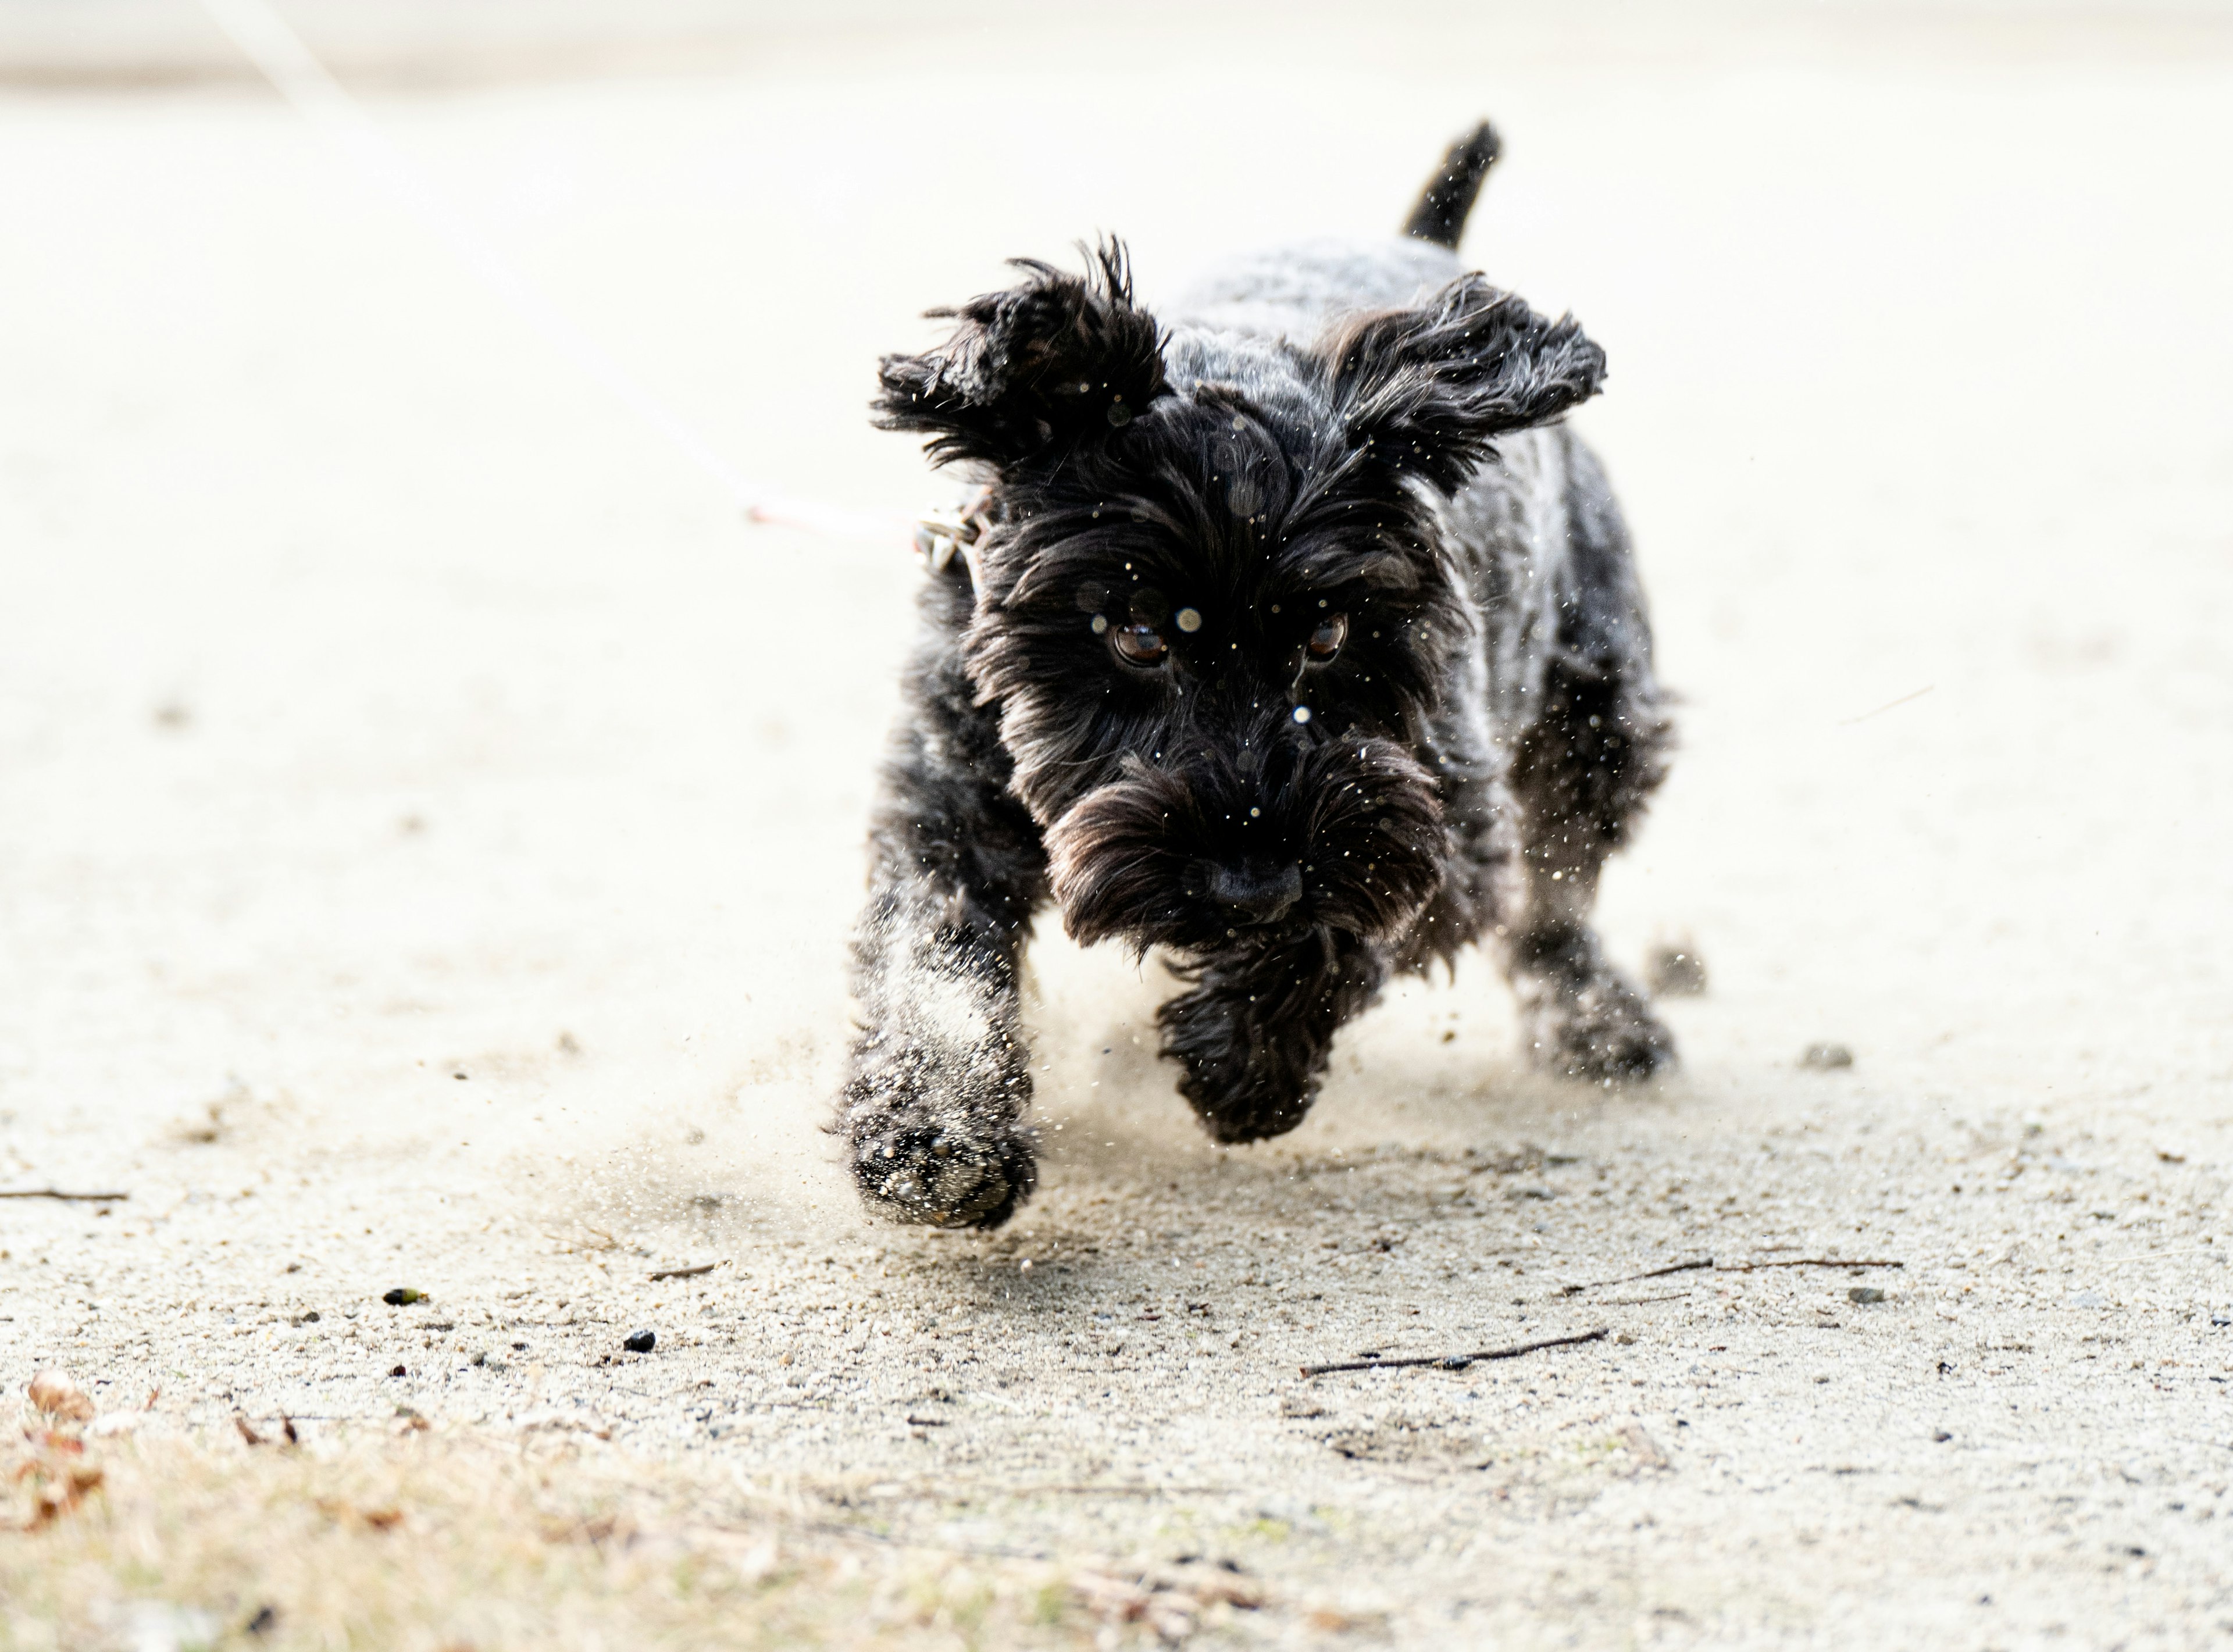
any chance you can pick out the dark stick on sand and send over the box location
[1561,1258,1715,1294]
[1563,1256,1905,1294]
[1301,1327,1608,1377]
[0,1188,130,1202]
[648,1262,720,1281]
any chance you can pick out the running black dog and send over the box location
[840,123,1673,1228]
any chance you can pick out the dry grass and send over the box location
[1,1416,1113,1652]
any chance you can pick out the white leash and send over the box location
[196,0,911,546]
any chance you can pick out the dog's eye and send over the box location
[1112,622,1169,668]
[1306,614,1349,661]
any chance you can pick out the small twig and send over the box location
[0,1189,130,1202]
[1300,1327,1608,1377]
[903,1415,947,1428]
[1563,1258,1714,1295]
[1839,683,1934,726]
[237,1414,349,1422]
[2099,1245,2214,1270]
[546,1225,622,1253]
[1565,1257,1903,1294]
[648,1262,720,1282]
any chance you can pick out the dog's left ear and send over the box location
[873,241,1168,471]
[1324,274,1606,494]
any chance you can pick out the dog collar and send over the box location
[913,486,994,593]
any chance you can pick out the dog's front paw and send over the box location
[851,1121,1036,1229]
[840,1036,1037,1228]
[1525,970,1676,1084]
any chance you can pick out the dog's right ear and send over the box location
[873,241,1168,470]
[1322,274,1606,495]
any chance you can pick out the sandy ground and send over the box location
[4,3,2232,1647]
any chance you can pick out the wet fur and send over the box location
[837,126,1674,1229]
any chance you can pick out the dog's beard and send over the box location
[1045,732,1444,958]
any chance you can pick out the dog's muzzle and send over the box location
[1045,732,1445,957]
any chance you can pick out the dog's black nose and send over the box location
[1206,861,1303,925]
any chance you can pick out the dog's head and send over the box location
[875,242,1604,959]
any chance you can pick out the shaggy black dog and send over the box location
[839,122,1674,1228]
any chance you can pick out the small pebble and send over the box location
[1848,1286,1886,1304]
[1802,1043,1855,1071]
[625,1329,657,1354]
[381,1288,425,1307]
[1934,1430,1954,1443]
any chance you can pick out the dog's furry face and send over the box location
[875,245,1604,962]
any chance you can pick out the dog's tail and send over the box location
[1401,120,1501,249]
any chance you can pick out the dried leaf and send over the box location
[23,1459,104,1527]
[27,1370,95,1425]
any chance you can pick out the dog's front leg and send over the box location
[1158,929,1389,1144]
[838,647,1047,1229]
[841,830,1042,1228]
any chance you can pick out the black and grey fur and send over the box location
[839,122,1673,1229]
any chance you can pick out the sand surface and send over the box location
[3,4,2231,1646]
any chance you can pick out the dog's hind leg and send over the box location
[1502,834,1672,1083]
[837,576,1048,1229]
[1497,436,1676,1083]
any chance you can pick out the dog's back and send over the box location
[1161,120,1501,340]
[1164,236,1467,344]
